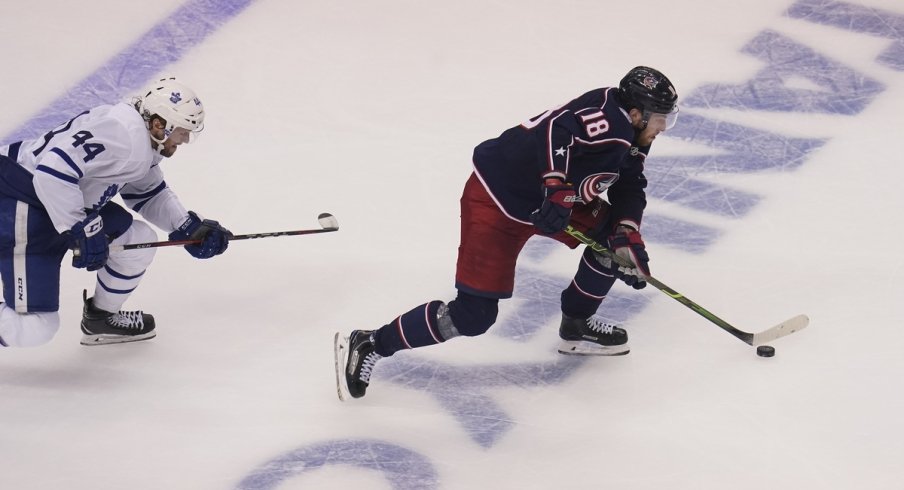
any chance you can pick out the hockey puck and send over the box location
[756,345,775,358]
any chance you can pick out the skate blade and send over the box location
[557,340,629,356]
[333,332,351,401]
[80,332,156,346]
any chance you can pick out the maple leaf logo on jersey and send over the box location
[90,185,120,212]
[169,92,182,104]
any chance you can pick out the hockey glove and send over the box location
[169,211,233,259]
[529,177,576,234]
[598,226,650,290]
[67,214,109,271]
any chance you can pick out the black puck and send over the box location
[756,345,775,357]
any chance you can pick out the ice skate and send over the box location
[557,314,629,355]
[334,330,382,401]
[80,290,156,346]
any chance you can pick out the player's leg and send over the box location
[80,204,157,345]
[553,203,628,355]
[374,172,525,354]
[335,173,529,399]
[0,198,66,347]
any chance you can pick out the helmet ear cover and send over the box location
[147,114,167,129]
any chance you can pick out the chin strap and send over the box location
[148,127,168,155]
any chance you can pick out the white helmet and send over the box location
[134,77,205,141]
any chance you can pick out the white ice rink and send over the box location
[2,0,904,488]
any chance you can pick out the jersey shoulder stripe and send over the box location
[48,147,84,178]
[36,164,79,185]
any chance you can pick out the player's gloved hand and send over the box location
[598,226,650,289]
[529,176,576,234]
[67,213,109,271]
[169,211,233,259]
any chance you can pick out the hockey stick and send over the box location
[564,225,808,346]
[76,213,339,255]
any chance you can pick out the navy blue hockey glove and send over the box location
[529,177,577,234]
[67,214,109,271]
[597,226,650,289]
[169,211,233,259]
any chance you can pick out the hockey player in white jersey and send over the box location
[0,78,232,347]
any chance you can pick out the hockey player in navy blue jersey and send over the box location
[335,66,679,400]
[0,78,232,348]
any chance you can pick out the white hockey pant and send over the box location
[0,303,60,347]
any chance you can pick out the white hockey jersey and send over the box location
[5,102,189,234]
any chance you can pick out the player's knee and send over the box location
[447,292,499,337]
[110,220,157,267]
[0,305,60,347]
[128,220,158,246]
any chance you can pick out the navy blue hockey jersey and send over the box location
[472,87,648,229]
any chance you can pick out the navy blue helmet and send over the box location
[617,66,678,114]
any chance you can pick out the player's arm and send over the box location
[123,168,232,260]
[593,146,652,289]
[120,167,190,233]
[606,144,649,229]
[31,159,87,233]
[537,110,579,181]
[524,110,583,234]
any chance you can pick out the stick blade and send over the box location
[752,314,809,346]
[318,213,339,230]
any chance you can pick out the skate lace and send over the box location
[358,352,383,383]
[108,311,145,330]
[586,317,616,335]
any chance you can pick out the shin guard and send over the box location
[374,301,445,357]
[561,246,617,319]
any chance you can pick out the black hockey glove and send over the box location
[597,226,650,289]
[66,213,109,271]
[529,177,576,234]
[169,211,233,259]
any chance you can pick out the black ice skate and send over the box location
[333,329,382,401]
[557,314,629,356]
[80,290,156,346]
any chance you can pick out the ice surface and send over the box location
[2,0,903,488]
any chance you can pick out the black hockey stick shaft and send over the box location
[82,213,340,254]
[564,225,807,346]
[114,228,337,252]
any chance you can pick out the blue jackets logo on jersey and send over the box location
[579,172,619,202]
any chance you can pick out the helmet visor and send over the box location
[165,123,204,144]
[645,106,679,132]
[166,125,204,145]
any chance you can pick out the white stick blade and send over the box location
[752,314,809,346]
[318,213,339,230]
